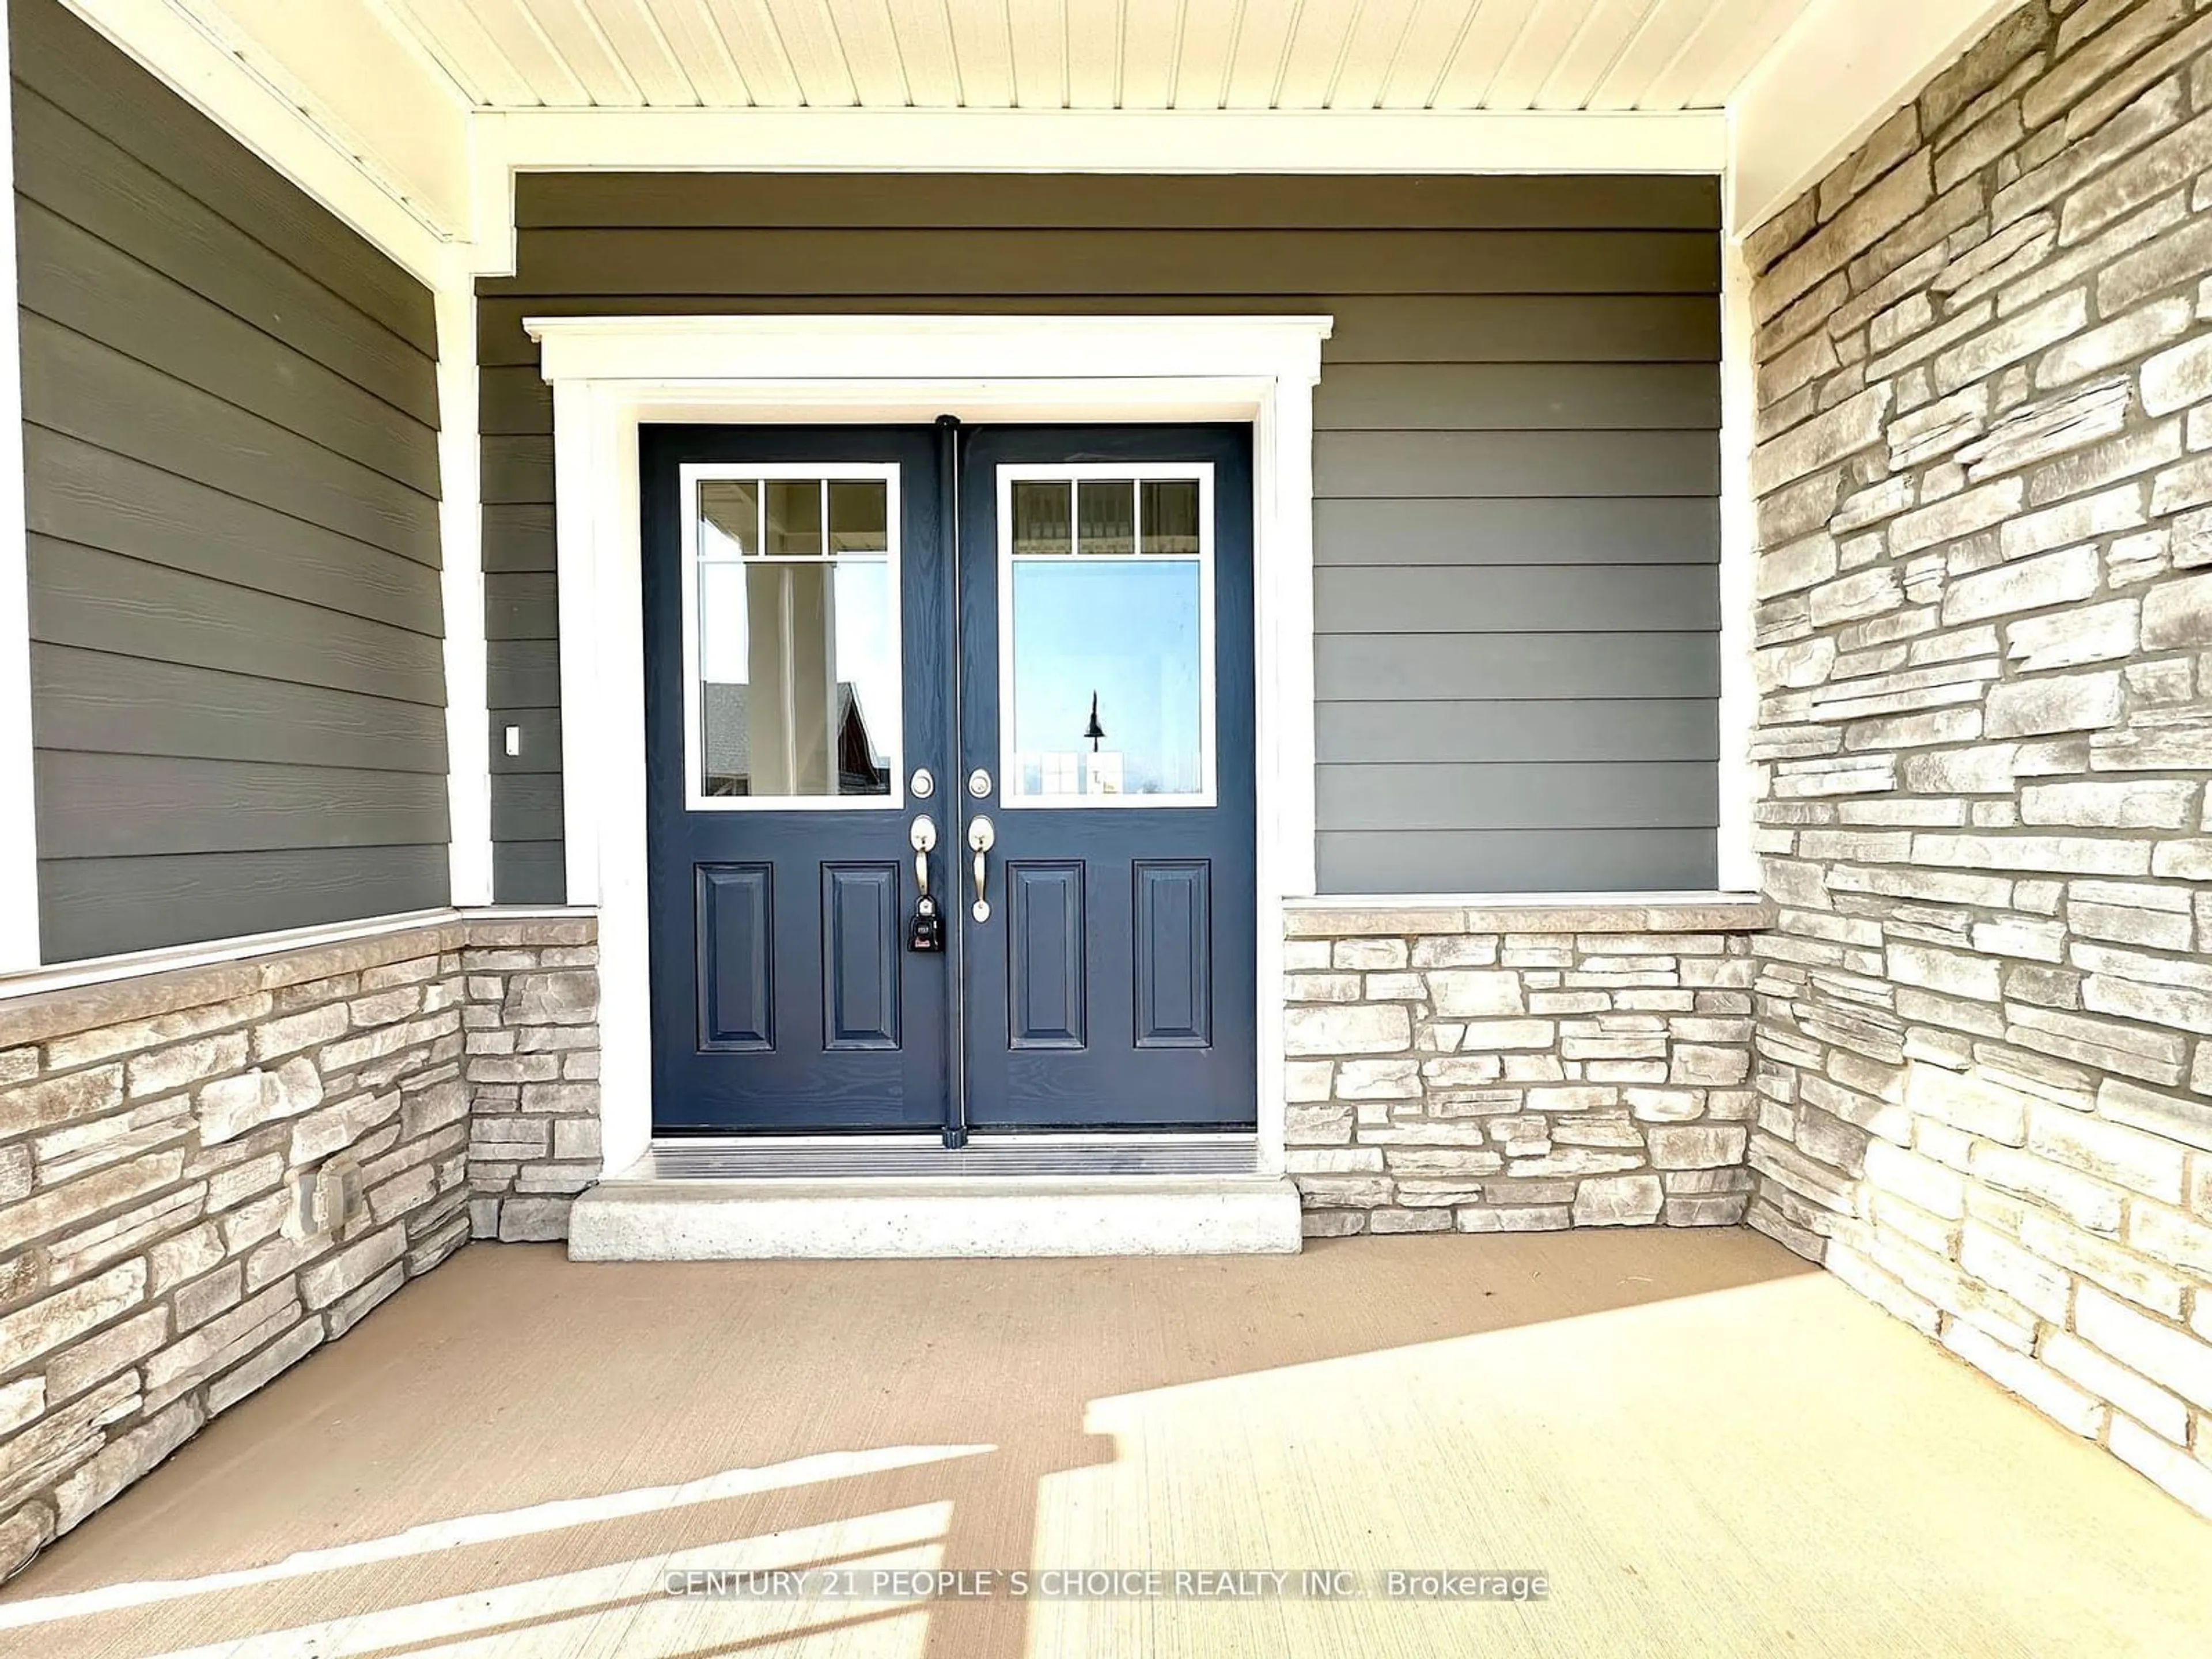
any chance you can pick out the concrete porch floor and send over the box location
[3,1230,2210,1658]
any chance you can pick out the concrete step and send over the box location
[567,1172,1304,1260]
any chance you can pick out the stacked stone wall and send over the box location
[1746,0,2212,1518]
[0,912,598,1576]
[1283,902,1765,1236]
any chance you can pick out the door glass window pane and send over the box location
[764,480,824,556]
[1077,480,1135,555]
[1008,559,1202,801]
[1141,480,1200,555]
[1011,480,1071,555]
[695,476,897,802]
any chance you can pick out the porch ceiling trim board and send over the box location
[1729,0,2032,229]
[527,312,1330,1181]
[0,13,36,971]
[54,0,463,285]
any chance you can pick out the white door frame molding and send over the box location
[529,313,1330,1179]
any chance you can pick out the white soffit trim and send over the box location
[470,107,1728,274]
[1730,0,2030,232]
[0,20,36,971]
[56,0,462,285]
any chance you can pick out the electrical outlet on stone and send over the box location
[317,1155,367,1233]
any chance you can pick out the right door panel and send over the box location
[957,426,1257,1131]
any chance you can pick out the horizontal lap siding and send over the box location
[483,172,1721,901]
[12,0,446,961]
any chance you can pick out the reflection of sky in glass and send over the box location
[1012,560,1201,796]
[699,516,897,766]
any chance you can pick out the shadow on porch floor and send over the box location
[2,1228,2209,1657]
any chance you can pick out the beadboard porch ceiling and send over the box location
[6,1232,2212,1657]
[366,0,1817,112]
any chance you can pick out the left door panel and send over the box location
[643,427,949,1132]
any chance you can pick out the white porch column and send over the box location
[0,14,39,972]
[437,281,494,907]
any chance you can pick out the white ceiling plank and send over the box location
[1119,0,1184,108]
[941,0,1016,105]
[1170,0,1240,107]
[882,0,963,106]
[704,1,806,103]
[1640,0,1796,109]
[1274,0,1362,108]
[1483,0,1594,110]
[1005,0,1067,106]
[586,0,704,101]
[1533,0,1660,110]
[1374,0,1472,108]
[459,0,594,103]
[825,0,915,103]
[1064,0,1122,107]
[377,0,539,106]
[1222,0,1302,109]
[641,0,752,103]
[1679,0,1816,107]
[1428,0,1543,109]
[760,0,862,103]
[1321,0,1423,109]
[1587,0,1709,109]
[522,0,647,103]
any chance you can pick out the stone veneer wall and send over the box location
[1283,902,1765,1236]
[0,912,599,1577]
[1745,0,2212,1519]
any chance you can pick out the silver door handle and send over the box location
[910,815,937,902]
[967,816,995,921]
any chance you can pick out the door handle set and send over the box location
[967,816,995,922]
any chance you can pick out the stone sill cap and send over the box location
[1284,892,1772,937]
[0,905,599,1051]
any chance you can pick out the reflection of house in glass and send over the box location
[702,682,888,797]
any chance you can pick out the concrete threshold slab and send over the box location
[567,1173,1305,1260]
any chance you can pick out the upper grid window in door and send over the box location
[1000,465,1215,809]
[681,464,903,811]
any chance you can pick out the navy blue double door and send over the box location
[642,423,1256,1138]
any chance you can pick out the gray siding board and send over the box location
[486,173,1719,898]
[1314,566,1719,634]
[31,541,445,705]
[36,752,450,858]
[493,842,567,907]
[483,504,557,573]
[38,846,450,965]
[11,89,437,423]
[22,317,440,563]
[35,647,449,775]
[17,202,439,493]
[490,773,565,843]
[1316,699,1718,764]
[1313,498,1720,567]
[1315,431,1722,499]
[486,573,559,641]
[1315,363,1721,431]
[489,707,563,775]
[1317,762,1718,832]
[481,435,555,506]
[518,173,1721,231]
[494,229,1722,297]
[488,641,564,710]
[1316,634,1721,702]
[1317,830,1720,895]
[25,427,444,632]
[11,0,432,346]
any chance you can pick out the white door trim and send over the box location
[529,313,1330,1179]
